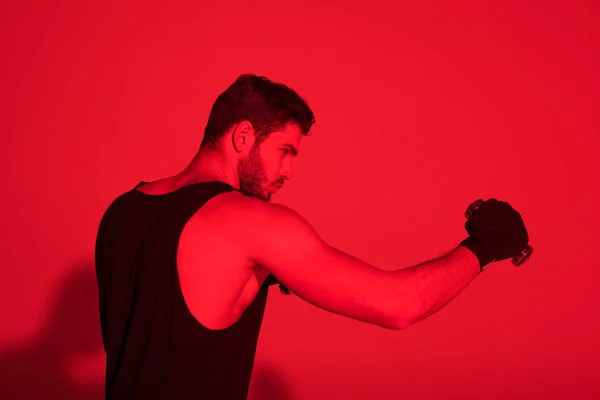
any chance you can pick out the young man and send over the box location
[95,74,529,399]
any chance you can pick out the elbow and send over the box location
[392,312,415,331]
[394,318,411,331]
[374,313,411,331]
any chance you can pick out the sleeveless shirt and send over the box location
[94,181,271,399]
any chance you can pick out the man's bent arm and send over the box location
[235,197,481,330]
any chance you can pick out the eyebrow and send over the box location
[283,144,298,156]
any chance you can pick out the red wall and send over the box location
[2,1,599,399]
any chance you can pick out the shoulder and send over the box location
[189,190,300,232]
[182,190,316,259]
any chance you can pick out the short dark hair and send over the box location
[200,74,316,150]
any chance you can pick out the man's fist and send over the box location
[459,198,529,270]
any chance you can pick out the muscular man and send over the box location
[94,73,529,399]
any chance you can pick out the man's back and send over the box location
[95,180,270,400]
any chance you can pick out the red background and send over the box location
[1,1,599,399]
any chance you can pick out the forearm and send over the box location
[394,245,481,329]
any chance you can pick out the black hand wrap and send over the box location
[459,198,529,271]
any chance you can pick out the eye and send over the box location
[281,149,290,155]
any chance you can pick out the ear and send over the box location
[231,120,256,154]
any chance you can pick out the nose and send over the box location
[281,162,293,181]
[282,169,292,182]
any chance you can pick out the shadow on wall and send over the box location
[0,263,105,400]
[0,262,297,400]
[248,364,297,400]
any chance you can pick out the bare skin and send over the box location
[137,121,305,329]
[137,121,480,331]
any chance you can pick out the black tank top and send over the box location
[94,181,271,399]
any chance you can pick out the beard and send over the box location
[237,144,271,202]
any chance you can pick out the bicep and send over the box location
[240,202,401,330]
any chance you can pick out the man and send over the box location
[95,74,529,399]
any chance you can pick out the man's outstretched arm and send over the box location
[230,196,481,330]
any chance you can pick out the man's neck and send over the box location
[181,149,240,190]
